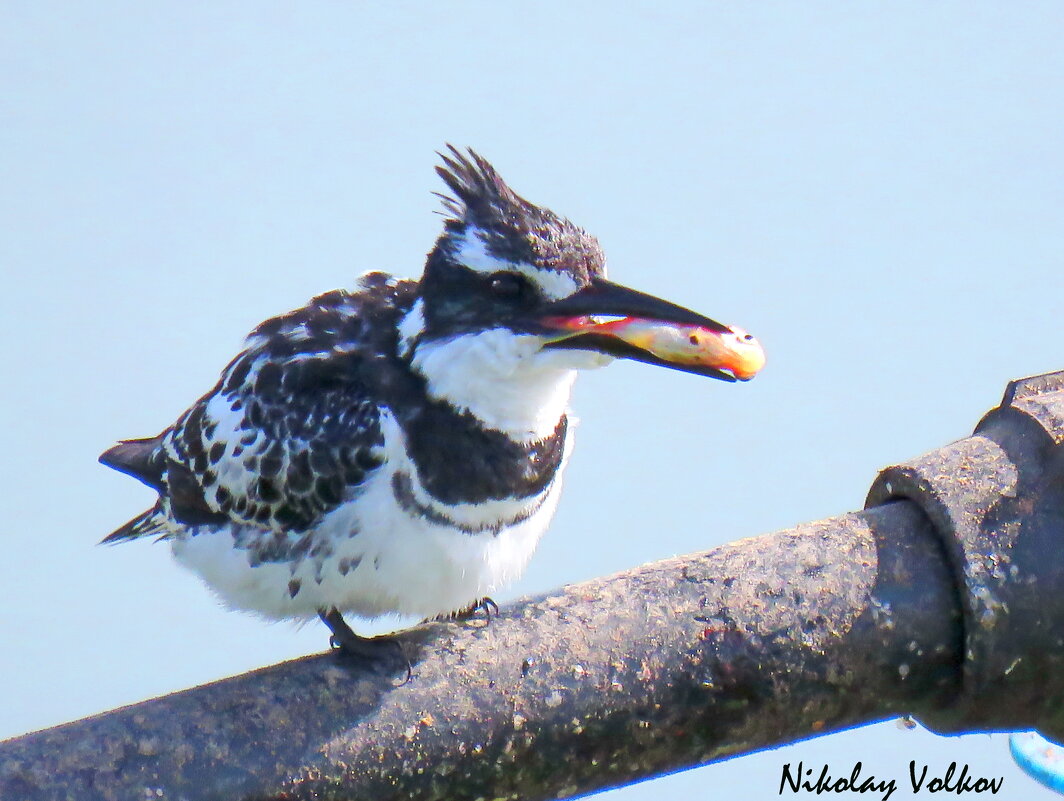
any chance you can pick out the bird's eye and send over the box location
[489,272,527,300]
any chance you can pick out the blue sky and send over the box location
[2,3,1063,798]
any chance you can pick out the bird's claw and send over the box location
[439,596,500,624]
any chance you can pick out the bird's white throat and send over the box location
[409,328,611,442]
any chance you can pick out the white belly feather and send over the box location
[170,411,570,621]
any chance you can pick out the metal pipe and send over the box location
[0,502,959,801]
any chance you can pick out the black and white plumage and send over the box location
[101,148,743,645]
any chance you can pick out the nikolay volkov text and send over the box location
[780,761,1003,800]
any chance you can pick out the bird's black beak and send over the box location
[537,278,765,382]
[541,278,731,333]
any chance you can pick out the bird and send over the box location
[100,147,763,658]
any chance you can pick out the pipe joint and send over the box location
[866,371,1064,736]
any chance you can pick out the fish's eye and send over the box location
[743,333,755,342]
[489,272,528,300]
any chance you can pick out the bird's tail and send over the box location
[101,504,168,544]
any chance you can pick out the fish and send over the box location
[543,316,765,381]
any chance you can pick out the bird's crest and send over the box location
[433,146,606,279]
[434,145,529,226]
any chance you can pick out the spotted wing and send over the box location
[101,276,415,541]
[166,365,384,533]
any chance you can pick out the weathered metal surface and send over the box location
[0,503,957,801]
[866,370,1064,738]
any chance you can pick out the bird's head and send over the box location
[398,147,763,439]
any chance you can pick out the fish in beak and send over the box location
[538,278,765,382]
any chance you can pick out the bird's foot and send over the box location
[318,607,411,683]
[442,596,500,624]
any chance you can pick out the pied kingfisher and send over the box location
[101,147,759,656]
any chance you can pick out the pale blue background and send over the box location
[2,3,1063,798]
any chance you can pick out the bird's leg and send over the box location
[318,607,411,681]
[318,606,363,651]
